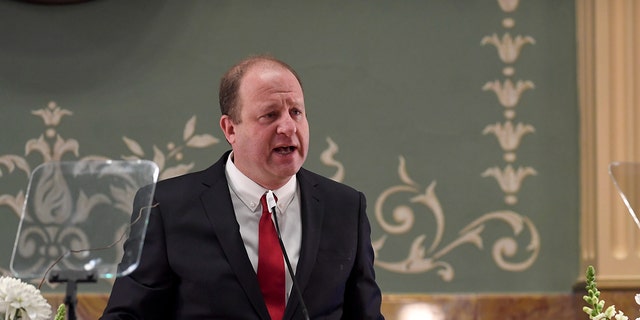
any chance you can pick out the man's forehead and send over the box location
[245,61,292,79]
[241,64,301,93]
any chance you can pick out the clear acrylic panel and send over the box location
[609,161,640,231]
[10,160,158,280]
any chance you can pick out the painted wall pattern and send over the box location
[0,102,540,286]
[0,102,219,284]
[0,0,540,284]
[320,0,541,281]
[0,0,579,292]
[481,0,537,206]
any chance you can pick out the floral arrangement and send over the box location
[583,265,640,320]
[0,276,52,320]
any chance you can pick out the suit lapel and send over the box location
[199,156,325,320]
[199,156,271,320]
[284,169,325,319]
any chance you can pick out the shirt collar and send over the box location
[225,151,297,215]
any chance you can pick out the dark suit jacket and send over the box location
[101,152,384,319]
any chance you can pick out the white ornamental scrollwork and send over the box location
[0,101,220,286]
[320,137,345,182]
[122,115,219,180]
[372,156,540,281]
[15,161,137,275]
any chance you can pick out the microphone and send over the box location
[266,190,310,320]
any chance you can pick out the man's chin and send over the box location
[272,164,303,179]
[281,166,303,177]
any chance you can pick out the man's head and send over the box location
[219,55,303,123]
[219,56,309,190]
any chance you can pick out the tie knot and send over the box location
[260,193,278,215]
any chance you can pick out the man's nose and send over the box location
[276,114,297,136]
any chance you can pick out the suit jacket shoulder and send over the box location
[297,167,361,197]
[152,151,229,203]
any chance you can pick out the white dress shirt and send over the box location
[224,152,302,302]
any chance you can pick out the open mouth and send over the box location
[274,146,296,154]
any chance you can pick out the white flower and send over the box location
[604,306,617,318]
[0,276,52,320]
[584,267,640,320]
[614,311,629,320]
[593,313,607,320]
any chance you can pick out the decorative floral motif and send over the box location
[316,135,541,280]
[13,160,158,279]
[372,157,540,280]
[481,33,536,64]
[481,3,537,207]
[0,102,219,287]
[0,101,83,221]
[481,165,537,205]
[123,115,219,180]
[0,276,52,320]
[483,121,536,162]
[482,79,535,110]
[31,102,72,127]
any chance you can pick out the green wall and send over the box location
[0,0,579,293]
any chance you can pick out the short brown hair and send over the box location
[219,55,303,123]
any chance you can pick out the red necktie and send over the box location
[258,194,285,320]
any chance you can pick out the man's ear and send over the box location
[219,115,235,144]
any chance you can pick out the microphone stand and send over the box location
[268,192,310,320]
[49,270,98,320]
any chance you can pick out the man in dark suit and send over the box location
[101,55,384,319]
